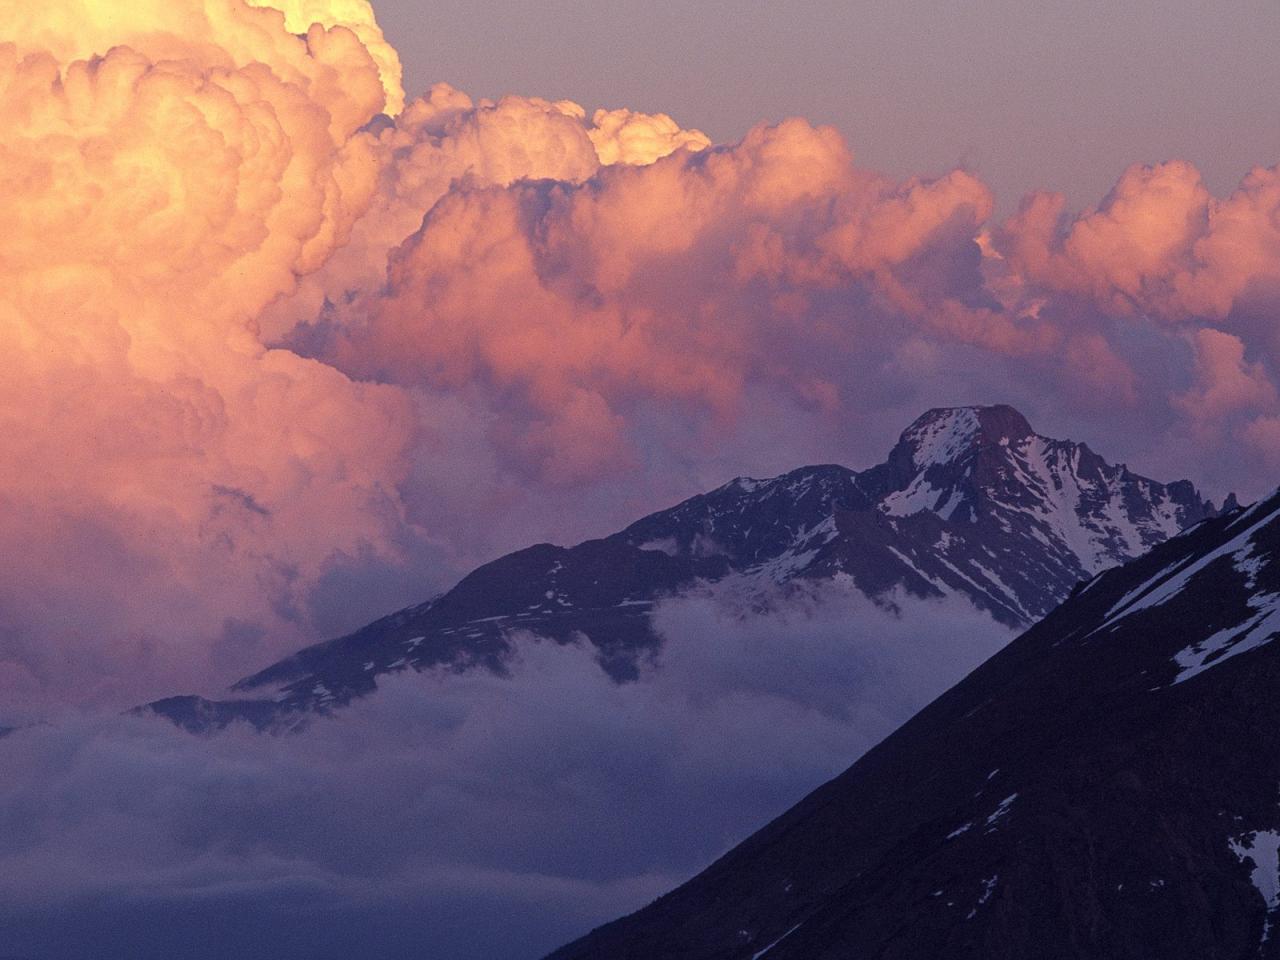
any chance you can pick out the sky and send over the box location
[2,2,1280,956]
[377,0,1280,213]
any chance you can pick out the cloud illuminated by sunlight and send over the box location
[1,0,1279,712]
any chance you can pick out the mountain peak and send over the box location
[870,403,1215,577]
[898,404,1035,468]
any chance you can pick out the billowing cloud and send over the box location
[999,159,1280,324]
[587,107,712,166]
[307,118,1002,483]
[996,159,1280,466]
[9,0,399,124]
[0,4,421,708]
[247,0,406,114]
[2,0,1280,718]
[261,85,710,345]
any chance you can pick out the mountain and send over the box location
[144,405,1217,730]
[545,490,1280,960]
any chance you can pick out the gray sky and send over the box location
[376,0,1280,212]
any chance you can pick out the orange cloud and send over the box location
[0,4,414,705]
[311,118,1011,484]
[258,85,711,342]
[6,0,1280,712]
[587,107,711,166]
[1001,159,1280,324]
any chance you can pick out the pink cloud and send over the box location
[1000,159,1280,325]
[4,0,1280,712]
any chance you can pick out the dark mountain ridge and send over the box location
[144,405,1219,731]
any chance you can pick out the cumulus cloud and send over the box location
[8,4,1280,958]
[261,86,709,345]
[996,159,1280,468]
[0,587,1012,960]
[586,107,712,166]
[0,0,720,710]
[246,0,406,114]
[3,0,1280,719]
[997,159,1280,323]
[0,3,422,708]
[306,119,1004,483]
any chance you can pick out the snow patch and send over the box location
[965,874,998,920]
[1231,830,1280,942]
[1103,503,1280,630]
[904,408,981,469]
[637,537,679,556]
[1172,595,1280,684]
[985,793,1018,830]
[881,476,949,517]
[752,923,802,959]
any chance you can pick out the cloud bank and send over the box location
[0,587,1011,960]
[2,0,1279,718]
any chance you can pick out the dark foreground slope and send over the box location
[549,493,1280,960]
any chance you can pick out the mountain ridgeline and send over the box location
[145,405,1218,730]
[547,485,1280,960]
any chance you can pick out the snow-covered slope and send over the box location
[879,406,1196,561]
[546,488,1280,960]
[615,404,1212,626]
[144,405,1218,729]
